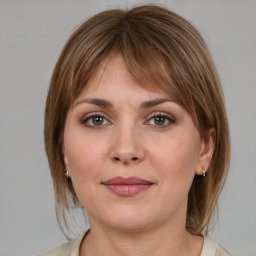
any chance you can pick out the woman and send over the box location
[42,4,231,256]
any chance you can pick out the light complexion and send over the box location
[63,53,215,256]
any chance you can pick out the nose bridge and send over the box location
[110,117,144,164]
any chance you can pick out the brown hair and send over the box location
[44,4,230,236]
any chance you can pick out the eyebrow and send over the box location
[74,98,175,109]
[140,98,176,108]
[74,98,113,108]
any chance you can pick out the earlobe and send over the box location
[62,146,69,170]
[195,128,216,175]
[62,151,71,179]
[63,154,68,169]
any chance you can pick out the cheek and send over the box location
[64,126,107,172]
[64,137,104,206]
[65,140,105,179]
[148,134,200,186]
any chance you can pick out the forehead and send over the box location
[76,53,170,102]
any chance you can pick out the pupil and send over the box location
[155,116,165,125]
[93,116,103,125]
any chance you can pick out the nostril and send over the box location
[112,156,139,162]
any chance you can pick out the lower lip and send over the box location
[104,184,152,197]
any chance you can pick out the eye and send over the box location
[146,113,175,127]
[81,113,111,128]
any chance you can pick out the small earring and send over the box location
[64,169,69,180]
[202,170,206,177]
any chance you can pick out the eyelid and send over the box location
[80,112,112,127]
[144,112,176,127]
[146,111,176,121]
[80,111,111,120]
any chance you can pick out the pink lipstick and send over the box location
[102,176,153,197]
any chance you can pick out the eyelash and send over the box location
[145,113,175,128]
[80,113,112,128]
[80,112,175,129]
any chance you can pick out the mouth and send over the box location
[102,176,154,197]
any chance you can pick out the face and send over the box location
[63,53,214,232]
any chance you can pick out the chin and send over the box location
[107,219,154,233]
[98,206,158,232]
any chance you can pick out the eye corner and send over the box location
[80,112,112,129]
[145,112,176,128]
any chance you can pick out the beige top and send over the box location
[38,234,231,256]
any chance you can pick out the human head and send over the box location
[44,4,230,235]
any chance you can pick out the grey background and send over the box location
[0,0,255,255]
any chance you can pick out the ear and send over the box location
[195,128,216,175]
[62,145,69,170]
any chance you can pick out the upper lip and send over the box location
[102,176,153,185]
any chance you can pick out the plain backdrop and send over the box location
[0,0,255,255]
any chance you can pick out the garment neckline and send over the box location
[200,237,218,256]
[76,231,217,256]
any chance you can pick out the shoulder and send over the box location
[202,237,233,256]
[36,235,83,256]
[36,241,74,256]
[216,246,233,256]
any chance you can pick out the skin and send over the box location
[63,53,215,256]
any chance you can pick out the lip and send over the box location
[102,176,154,197]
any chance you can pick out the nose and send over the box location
[109,124,145,165]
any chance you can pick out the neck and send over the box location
[80,220,203,256]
